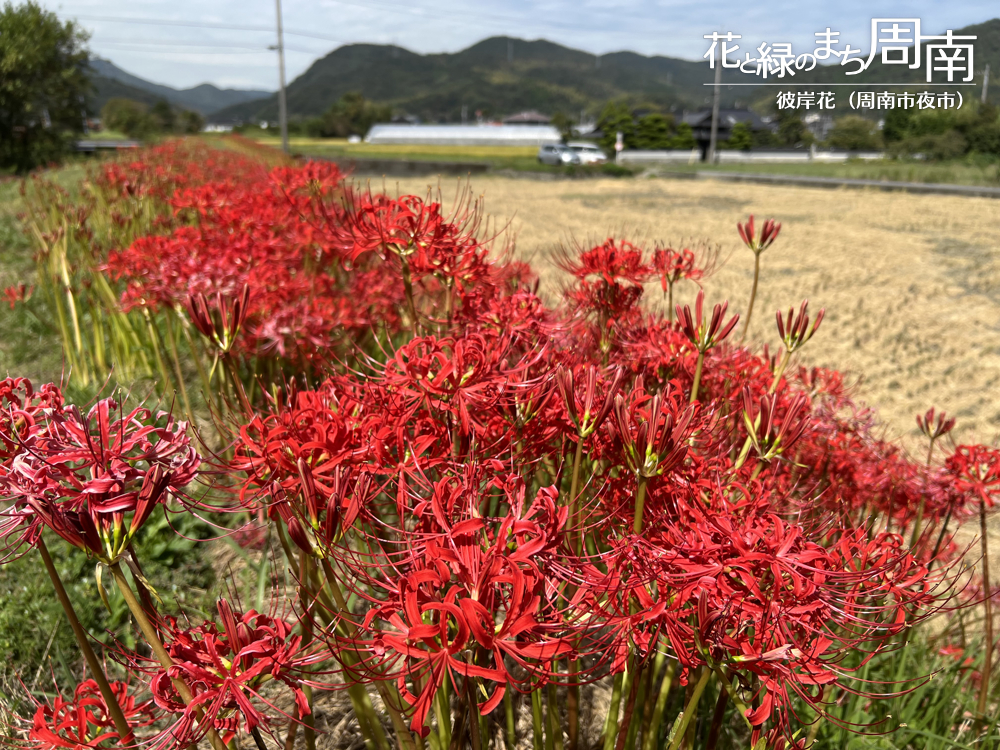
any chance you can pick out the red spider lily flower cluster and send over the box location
[676,289,740,354]
[917,407,956,443]
[651,247,703,290]
[4,140,985,750]
[27,679,157,750]
[737,215,781,253]
[3,283,32,309]
[0,388,199,563]
[142,599,329,746]
[775,300,824,354]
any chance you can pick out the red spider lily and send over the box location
[739,389,810,465]
[149,599,327,745]
[369,582,507,736]
[608,384,696,480]
[676,289,740,354]
[0,392,199,563]
[651,247,701,290]
[737,215,781,253]
[272,462,375,557]
[187,284,251,355]
[554,238,653,286]
[775,300,824,354]
[946,444,1000,509]
[348,472,573,737]
[554,365,624,438]
[917,408,956,443]
[27,679,157,750]
[4,283,32,309]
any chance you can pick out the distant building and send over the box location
[682,109,775,157]
[366,123,561,146]
[502,111,551,125]
[804,113,834,141]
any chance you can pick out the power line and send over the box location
[73,13,345,44]
[96,38,274,50]
[94,37,325,54]
[96,42,320,56]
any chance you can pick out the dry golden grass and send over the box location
[376,173,1000,454]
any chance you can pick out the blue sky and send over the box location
[42,0,1000,90]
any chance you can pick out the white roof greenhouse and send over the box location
[366,124,561,146]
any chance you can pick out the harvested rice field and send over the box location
[381,173,1000,451]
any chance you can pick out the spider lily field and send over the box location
[0,136,998,750]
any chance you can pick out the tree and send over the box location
[101,98,203,140]
[550,111,574,144]
[596,101,635,153]
[670,122,696,149]
[882,107,911,143]
[316,92,391,138]
[176,109,204,135]
[726,121,753,150]
[0,1,90,173]
[775,110,814,147]
[828,115,882,151]
[149,100,175,132]
[635,113,673,150]
[101,98,156,140]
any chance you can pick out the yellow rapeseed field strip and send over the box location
[379,173,1000,452]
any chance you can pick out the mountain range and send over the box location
[89,58,271,116]
[91,19,1000,124]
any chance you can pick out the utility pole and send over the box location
[983,64,991,104]
[707,47,721,163]
[274,0,289,153]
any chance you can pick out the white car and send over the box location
[537,144,581,166]
[568,142,607,164]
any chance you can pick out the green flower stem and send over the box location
[163,310,195,426]
[739,251,762,344]
[603,670,631,750]
[399,254,420,336]
[503,685,516,750]
[604,672,624,750]
[532,688,545,750]
[618,661,645,750]
[643,660,677,750]
[568,438,585,553]
[633,476,649,535]
[108,561,228,750]
[768,349,791,394]
[37,538,134,744]
[665,667,710,750]
[979,496,995,720]
[690,352,705,405]
[639,647,667,743]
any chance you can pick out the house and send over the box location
[803,113,835,141]
[682,109,775,157]
[366,123,561,146]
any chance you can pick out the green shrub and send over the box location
[828,115,883,150]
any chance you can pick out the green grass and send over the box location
[253,136,633,175]
[0,165,91,387]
